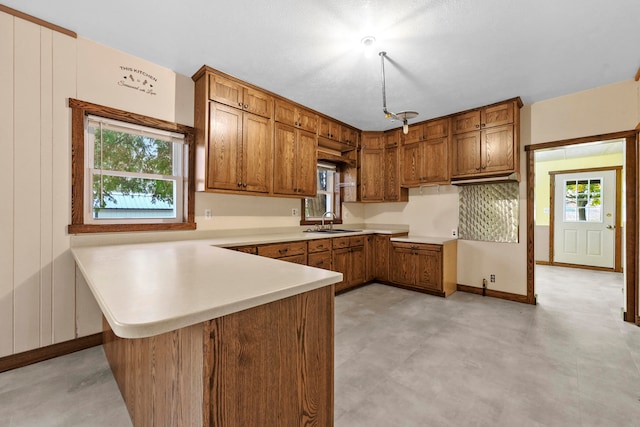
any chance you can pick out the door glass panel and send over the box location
[563,178,602,223]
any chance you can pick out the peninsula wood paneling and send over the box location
[0,11,15,357]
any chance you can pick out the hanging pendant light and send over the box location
[379,51,418,134]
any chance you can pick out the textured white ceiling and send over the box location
[6,0,640,130]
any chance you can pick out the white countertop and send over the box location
[72,239,342,339]
[390,236,457,245]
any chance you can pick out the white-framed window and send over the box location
[563,178,603,223]
[85,115,189,224]
[303,163,341,222]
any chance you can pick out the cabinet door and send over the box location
[349,246,366,286]
[390,245,415,286]
[452,111,480,134]
[297,108,318,133]
[242,113,271,193]
[400,142,422,187]
[422,138,449,183]
[296,130,318,197]
[208,103,242,191]
[332,248,350,292]
[482,125,514,174]
[273,123,297,195]
[361,132,384,150]
[416,248,442,291]
[208,75,243,109]
[482,102,513,128]
[274,99,296,126]
[365,236,375,282]
[373,235,389,281]
[243,87,273,118]
[360,148,384,201]
[403,123,425,144]
[384,130,401,148]
[384,146,400,201]
[451,132,482,177]
[425,118,449,140]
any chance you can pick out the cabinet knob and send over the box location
[238,102,243,107]
[243,104,248,109]
[481,123,486,128]
[237,182,242,187]
[243,183,248,187]
[475,124,480,129]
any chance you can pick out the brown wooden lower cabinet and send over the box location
[332,236,365,293]
[258,241,307,264]
[373,233,408,282]
[103,285,334,427]
[389,240,457,297]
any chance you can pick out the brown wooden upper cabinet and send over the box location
[450,98,521,180]
[359,132,384,202]
[400,118,450,187]
[340,127,359,147]
[383,129,408,202]
[207,103,271,193]
[319,117,341,141]
[208,74,273,119]
[275,99,318,133]
[273,122,317,197]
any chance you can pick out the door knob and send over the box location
[606,225,614,229]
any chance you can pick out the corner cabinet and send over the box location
[450,98,522,180]
[400,118,450,186]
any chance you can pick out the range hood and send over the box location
[451,172,519,186]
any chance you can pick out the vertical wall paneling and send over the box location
[13,18,42,353]
[39,27,54,346]
[0,11,15,357]
[51,31,77,342]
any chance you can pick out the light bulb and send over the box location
[361,36,376,58]
[403,121,409,134]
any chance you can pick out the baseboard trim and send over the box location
[0,333,103,373]
[457,284,531,304]
[535,260,552,266]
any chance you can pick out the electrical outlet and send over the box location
[490,274,496,283]
[451,228,458,238]
[204,209,212,219]
[291,208,299,217]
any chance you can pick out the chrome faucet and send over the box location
[321,211,337,230]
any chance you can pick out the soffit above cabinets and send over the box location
[6,0,640,131]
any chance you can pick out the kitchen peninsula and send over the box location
[72,239,342,426]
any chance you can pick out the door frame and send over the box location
[525,130,639,323]
[549,166,622,272]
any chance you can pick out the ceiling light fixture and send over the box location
[361,36,376,58]
[379,51,418,134]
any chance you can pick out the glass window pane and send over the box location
[94,128,174,175]
[305,193,329,218]
[93,174,176,219]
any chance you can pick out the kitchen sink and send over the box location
[305,229,362,234]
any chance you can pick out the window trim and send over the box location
[68,98,196,233]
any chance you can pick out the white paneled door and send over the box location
[553,170,616,269]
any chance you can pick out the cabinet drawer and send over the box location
[308,239,331,253]
[349,236,365,247]
[279,254,307,265]
[230,245,257,255]
[308,252,332,270]
[258,241,307,258]
[332,237,351,249]
[391,242,442,252]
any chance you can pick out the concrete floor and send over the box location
[1,266,639,426]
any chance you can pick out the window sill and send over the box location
[68,222,196,234]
